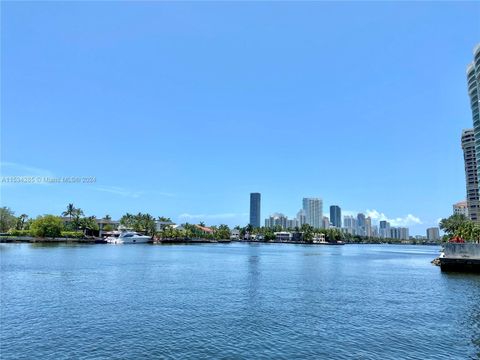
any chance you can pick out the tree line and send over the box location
[439,214,480,242]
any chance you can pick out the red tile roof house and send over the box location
[195,225,214,235]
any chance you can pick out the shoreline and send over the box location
[0,236,441,246]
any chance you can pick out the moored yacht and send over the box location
[106,231,152,244]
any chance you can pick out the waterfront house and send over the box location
[195,225,214,236]
[275,232,292,242]
[230,229,240,240]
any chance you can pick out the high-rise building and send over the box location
[322,216,330,229]
[286,219,299,229]
[296,209,306,227]
[467,43,480,191]
[379,220,390,239]
[330,205,342,228]
[399,227,409,240]
[302,198,323,229]
[365,217,372,238]
[390,227,409,241]
[265,213,287,229]
[343,215,356,235]
[453,200,469,217]
[357,213,366,236]
[426,227,441,242]
[249,193,261,228]
[461,129,479,222]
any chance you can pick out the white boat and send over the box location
[106,231,151,244]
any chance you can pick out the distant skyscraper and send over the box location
[286,219,299,229]
[265,213,287,229]
[390,227,409,241]
[426,227,440,242]
[357,213,366,236]
[365,217,372,238]
[343,215,356,235]
[467,44,480,190]
[302,198,323,229]
[322,216,330,229]
[330,205,342,228]
[461,130,479,222]
[296,209,306,227]
[249,193,261,228]
[379,220,390,239]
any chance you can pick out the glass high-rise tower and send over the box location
[329,205,342,228]
[249,193,261,228]
[467,44,480,187]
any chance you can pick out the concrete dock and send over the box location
[440,243,480,273]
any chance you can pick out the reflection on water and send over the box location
[0,243,479,359]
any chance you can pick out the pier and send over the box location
[439,243,480,273]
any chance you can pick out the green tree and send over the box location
[120,212,156,236]
[301,224,314,243]
[439,214,468,236]
[77,216,99,235]
[0,207,16,232]
[15,214,29,230]
[30,215,64,238]
[215,224,231,240]
[141,213,156,236]
[120,213,135,228]
[439,214,480,242]
[62,204,76,220]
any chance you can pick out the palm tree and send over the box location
[104,214,111,221]
[199,221,206,227]
[75,208,84,217]
[62,203,76,220]
[16,214,28,230]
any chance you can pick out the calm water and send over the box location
[1,243,479,359]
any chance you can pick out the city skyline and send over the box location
[2,2,479,237]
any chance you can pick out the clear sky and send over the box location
[1,1,480,235]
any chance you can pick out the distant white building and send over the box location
[426,227,440,242]
[343,215,357,235]
[302,198,323,229]
[265,213,288,229]
[322,216,330,229]
[296,209,306,227]
[453,201,469,217]
[390,227,409,240]
[365,217,372,238]
[230,229,240,240]
[286,219,299,229]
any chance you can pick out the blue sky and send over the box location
[1,2,480,235]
